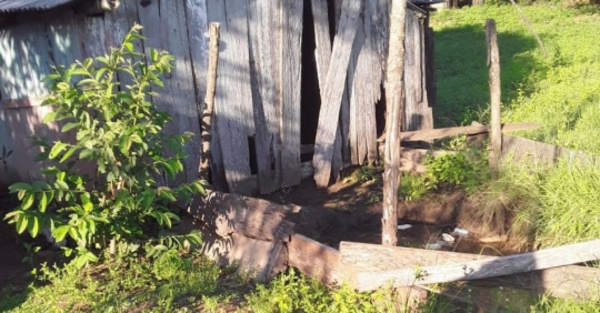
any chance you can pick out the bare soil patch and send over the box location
[263,167,523,256]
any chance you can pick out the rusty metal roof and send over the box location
[0,0,79,13]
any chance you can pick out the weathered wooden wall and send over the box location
[0,2,207,188]
[0,0,432,193]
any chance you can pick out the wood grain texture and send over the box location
[248,0,283,194]
[382,0,407,245]
[288,234,340,285]
[349,2,380,165]
[200,22,220,182]
[312,0,361,188]
[502,135,596,165]
[396,122,540,142]
[207,0,255,195]
[342,242,600,300]
[487,19,502,171]
[403,9,432,131]
[280,0,303,187]
[340,240,600,291]
[188,190,294,242]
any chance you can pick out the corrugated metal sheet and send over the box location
[0,0,78,13]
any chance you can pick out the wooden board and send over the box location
[502,135,596,165]
[248,0,283,194]
[312,0,361,188]
[390,122,540,142]
[349,3,380,165]
[288,234,340,285]
[188,190,294,242]
[280,0,303,188]
[199,231,287,282]
[340,241,600,300]
[207,0,255,195]
[340,240,600,291]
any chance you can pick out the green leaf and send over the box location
[119,135,132,155]
[3,210,22,221]
[60,147,78,163]
[9,183,32,193]
[142,189,155,209]
[29,216,40,238]
[49,142,67,159]
[53,225,70,242]
[17,214,28,234]
[39,192,48,212]
[21,193,35,210]
[57,82,70,90]
[61,122,79,133]
[43,111,58,123]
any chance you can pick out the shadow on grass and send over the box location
[434,24,544,127]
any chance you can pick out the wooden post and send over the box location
[382,0,407,246]
[200,22,220,182]
[486,19,501,172]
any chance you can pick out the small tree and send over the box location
[4,25,204,266]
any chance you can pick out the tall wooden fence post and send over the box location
[486,19,501,173]
[382,0,407,246]
[200,22,220,182]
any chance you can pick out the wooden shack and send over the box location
[0,0,434,195]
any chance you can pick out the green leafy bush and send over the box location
[424,137,489,192]
[3,24,204,266]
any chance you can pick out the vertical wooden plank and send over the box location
[487,19,501,172]
[207,0,255,195]
[46,12,84,69]
[248,0,283,194]
[348,2,381,166]
[312,0,361,188]
[184,0,209,115]
[347,20,364,165]
[0,26,18,99]
[311,0,344,179]
[280,0,303,187]
[161,0,204,184]
[402,8,432,132]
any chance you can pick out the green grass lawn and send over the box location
[433,2,600,153]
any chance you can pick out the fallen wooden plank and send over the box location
[288,234,340,285]
[377,122,540,143]
[188,190,294,242]
[199,231,286,282]
[502,135,596,166]
[312,0,362,188]
[340,241,600,294]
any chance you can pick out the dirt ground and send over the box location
[264,167,522,256]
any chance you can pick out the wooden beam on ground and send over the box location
[312,0,362,188]
[502,135,597,165]
[199,231,287,282]
[340,241,600,294]
[188,190,294,242]
[287,234,341,285]
[381,122,540,142]
[487,19,502,172]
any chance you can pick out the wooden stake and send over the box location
[486,19,501,172]
[200,22,221,182]
[382,0,407,246]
